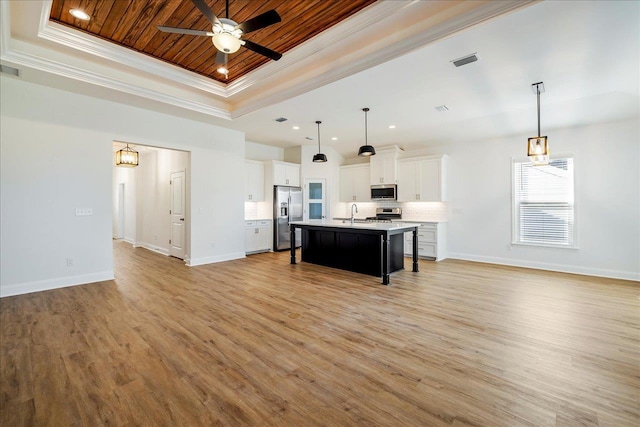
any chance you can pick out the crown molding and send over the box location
[224,1,403,97]
[1,44,231,120]
[37,1,229,98]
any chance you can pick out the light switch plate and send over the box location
[75,208,93,216]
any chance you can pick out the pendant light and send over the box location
[357,107,376,157]
[115,143,139,167]
[527,82,549,166]
[312,120,327,163]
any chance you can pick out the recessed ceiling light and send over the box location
[388,125,396,129]
[331,137,338,141]
[292,126,300,130]
[69,9,90,20]
[275,117,288,122]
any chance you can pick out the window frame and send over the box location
[511,154,578,249]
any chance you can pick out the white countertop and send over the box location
[290,220,421,232]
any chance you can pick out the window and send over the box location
[512,157,575,247]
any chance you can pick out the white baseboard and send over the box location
[123,237,135,245]
[447,252,640,282]
[187,252,246,267]
[135,242,169,256]
[0,271,115,298]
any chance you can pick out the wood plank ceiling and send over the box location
[49,0,376,84]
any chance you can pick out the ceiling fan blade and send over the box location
[242,39,282,61]
[190,0,220,26]
[235,10,281,34]
[157,26,213,36]
[215,51,227,64]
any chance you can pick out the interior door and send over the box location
[305,179,326,221]
[170,170,186,259]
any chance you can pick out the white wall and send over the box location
[1,76,245,297]
[246,141,284,161]
[443,118,639,280]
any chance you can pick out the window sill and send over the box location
[511,242,578,250]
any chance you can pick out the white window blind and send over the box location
[513,158,575,247]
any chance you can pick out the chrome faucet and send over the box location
[350,204,358,224]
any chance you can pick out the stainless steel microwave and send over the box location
[371,184,397,200]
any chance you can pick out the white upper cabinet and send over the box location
[340,164,371,202]
[369,150,398,185]
[397,155,448,202]
[245,160,265,202]
[273,161,300,187]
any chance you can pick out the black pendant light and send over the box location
[527,82,549,165]
[312,120,327,163]
[357,107,376,157]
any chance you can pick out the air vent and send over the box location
[435,105,450,112]
[0,65,20,77]
[275,117,288,122]
[305,136,313,140]
[451,53,478,67]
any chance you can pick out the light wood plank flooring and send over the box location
[1,241,638,426]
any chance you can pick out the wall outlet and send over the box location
[66,258,73,267]
[505,244,512,251]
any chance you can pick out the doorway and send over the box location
[112,143,190,261]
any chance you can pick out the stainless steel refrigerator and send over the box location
[274,186,302,251]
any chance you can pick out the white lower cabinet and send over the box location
[245,220,271,254]
[404,222,447,261]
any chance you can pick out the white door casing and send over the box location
[170,170,186,259]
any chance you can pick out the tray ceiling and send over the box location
[49,0,376,84]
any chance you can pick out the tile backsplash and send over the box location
[246,200,449,222]
[339,201,449,222]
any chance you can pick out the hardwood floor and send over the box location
[1,242,638,426]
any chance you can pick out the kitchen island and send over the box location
[289,220,420,285]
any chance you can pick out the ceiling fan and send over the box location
[157,0,283,64]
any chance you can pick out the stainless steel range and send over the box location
[365,207,402,223]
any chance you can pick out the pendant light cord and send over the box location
[536,84,541,137]
[316,121,321,153]
[363,107,369,146]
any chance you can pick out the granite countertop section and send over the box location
[290,220,421,232]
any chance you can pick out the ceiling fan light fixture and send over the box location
[358,107,376,157]
[212,32,242,54]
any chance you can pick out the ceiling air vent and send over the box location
[451,53,478,67]
[275,117,288,122]
[0,65,20,77]
[435,105,450,112]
